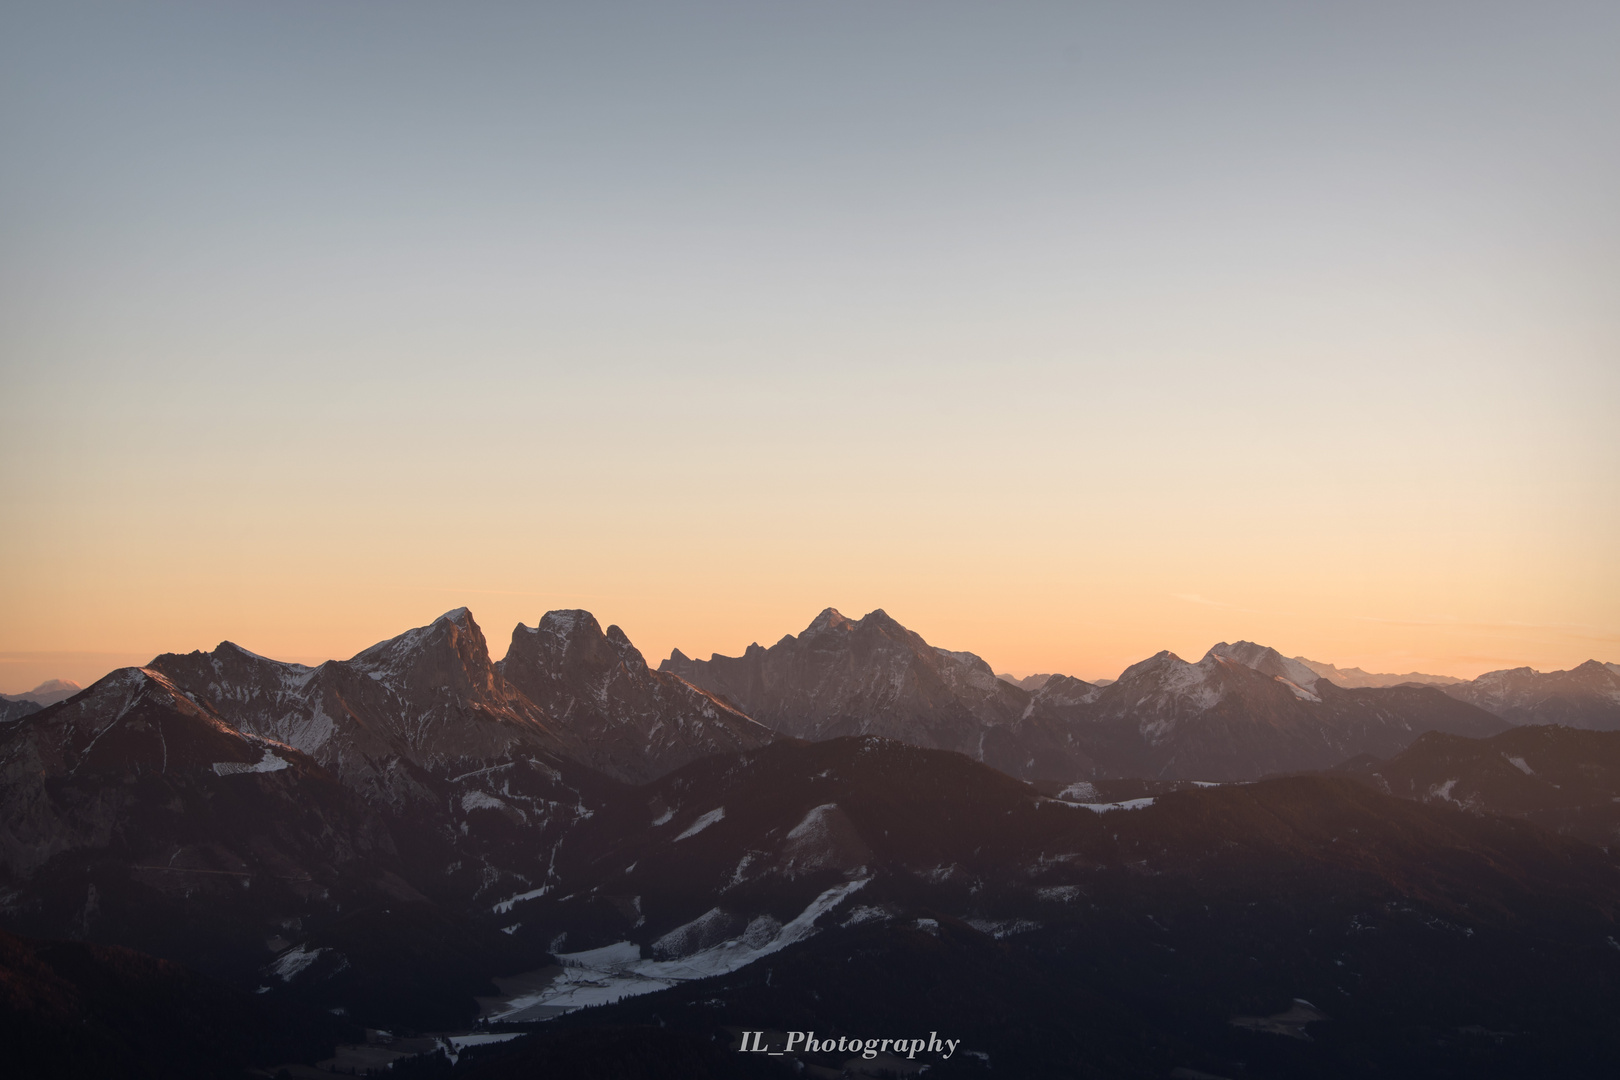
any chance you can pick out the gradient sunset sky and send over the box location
[2,2,1617,692]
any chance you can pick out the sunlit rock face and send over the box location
[661,607,1034,752]
[498,609,776,785]
[148,608,566,805]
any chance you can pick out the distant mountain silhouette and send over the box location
[1294,658,1462,688]
[1442,660,1620,730]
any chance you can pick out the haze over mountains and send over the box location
[0,680,83,723]
[1295,659,1462,688]
[4,604,1620,1077]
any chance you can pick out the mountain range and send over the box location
[144,607,773,800]
[4,605,1620,1078]
[663,610,1510,781]
[1440,659,1620,730]
[1293,659,1462,688]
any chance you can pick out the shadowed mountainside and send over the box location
[1335,724,1620,848]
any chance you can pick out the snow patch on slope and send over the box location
[674,807,724,841]
[1277,677,1321,703]
[213,751,291,776]
[461,790,511,813]
[268,944,327,982]
[492,885,550,915]
[1076,797,1156,814]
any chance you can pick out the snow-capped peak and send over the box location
[1207,641,1321,690]
[804,608,854,635]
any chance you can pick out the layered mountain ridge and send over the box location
[1296,658,1462,688]
[1334,724,1620,847]
[145,607,774,798]
[666,617,1508,781]
[1441,659,1620,730]
[7,607,1620,1077]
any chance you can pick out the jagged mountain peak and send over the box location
[352,605,479,659]
[804,607,856,635]
[605,624,648,666]
[501,609,773,783]
[212,640,315,671]
[1030,673,1103,711]
[660,607,1034,764]
[347,607,499,693]
[508,610,648,674]
[1208,639,1275,660]
[935,646,997,676]
[535,608,597,638]
[1117,650,1190,681]
[799,607,916,640]
[1207,641,1322,690]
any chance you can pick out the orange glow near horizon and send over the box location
[3,352,1616,693]
[3,552,1616,694]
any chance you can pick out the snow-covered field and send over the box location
[482,877,869,1021]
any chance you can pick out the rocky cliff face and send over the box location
[661,608,1031,756]
[148,609,567,806]
[1442,660,1620,730]
[498,610,775,784]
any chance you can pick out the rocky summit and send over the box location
[498,609,776,784]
